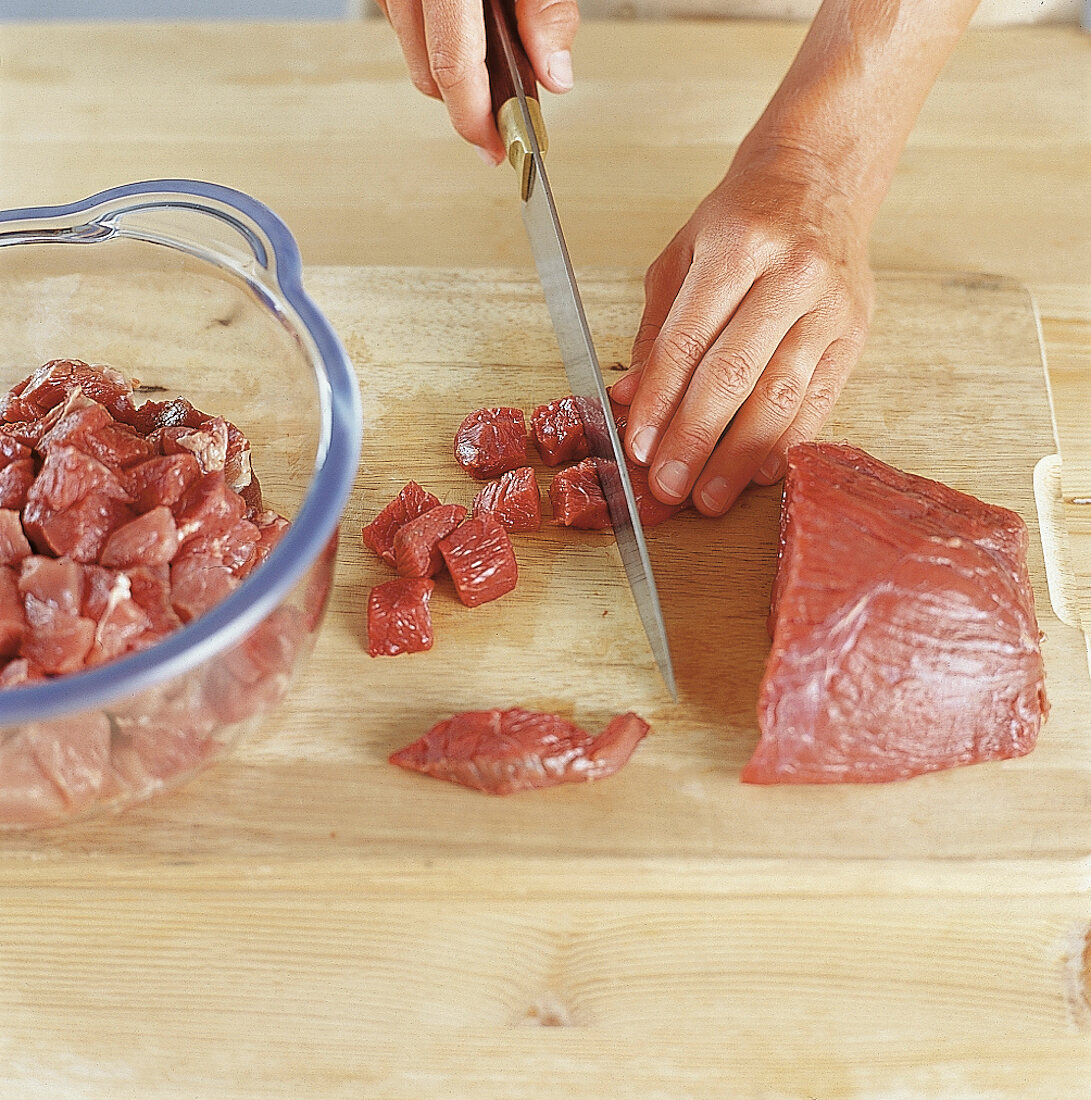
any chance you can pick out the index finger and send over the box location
[423,0,505,161]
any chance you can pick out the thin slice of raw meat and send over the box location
[367,577,436,656]
[744,441,1049,784]
[531,396,591,467]
[454,407,528,479]
[393,503,467,578]
[361,481,442,565]
[471,466,541,532]
[548,458,610,529]
[437,515,518,606]
[389,708,650,794]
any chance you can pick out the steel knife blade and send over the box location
[483,0,677,699]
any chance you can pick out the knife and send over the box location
[482,0,677,700]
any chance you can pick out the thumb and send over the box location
[515,0,579,94]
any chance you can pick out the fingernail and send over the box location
[548,50,573,91]
[654,459,690,501]
[630,426,658,464]
[476,145,501,166]
[758,455,785,482]
[698,477,730,513]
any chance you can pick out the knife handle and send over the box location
[483,0,548,198]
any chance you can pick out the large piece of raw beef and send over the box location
[744,441,1049,784]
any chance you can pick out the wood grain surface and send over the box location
[0,19,1087,1096]
[0,266,1087,1098]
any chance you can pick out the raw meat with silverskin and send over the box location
[745,441,1049,784]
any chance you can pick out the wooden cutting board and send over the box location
[1,267,1088,1098]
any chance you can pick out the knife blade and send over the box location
[483,0,677,700]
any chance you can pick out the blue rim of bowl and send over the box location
[0,179,362,725]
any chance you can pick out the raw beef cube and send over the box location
[81,566,155,666]
[361,481,442,565]
[389,708,650,794]
[181,517,260,575]
[39,401,155,470]
[0,458,35,511]
[245,510,291,575]
[125,453,202,512]
[0,566,26,657]
[18,555,84,614]
[0,732,68,827]
[36,492,135,563]
[454,407,528,479]
[26,712,112,813]
[438,516,518,607]
[203,605,306,724]
[110,674,219,793]
[173,472,247,547]
[24,444,131,516]
[0,435,30,465]
[625,461,686,528]
[1,359,136,423]
[127,564,183,641]
[170,552,240,623]
[99,506,181,569]
[20,594,96,675]
[367,577,435,656]
[549,459,611,529]
[0,509,30,566]
[531,396,591,466]
[22,445,134,559]
[393,503,467,578]
[159,418,229,474]
[743,441,1049,785]
[471,466,542,532]
[0,657,45,688]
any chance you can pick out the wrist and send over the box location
[728,126,885,238]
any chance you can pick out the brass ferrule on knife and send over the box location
[497,96,548,202]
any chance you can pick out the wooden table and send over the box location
[0,19,1088,1097]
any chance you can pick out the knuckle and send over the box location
[655,326,711,370]
[802,377,842,420]
[705,347,762,405]
[787,246,828,288]
[757,373,805,419]
[670,419,720,458]
[428,46,476,91]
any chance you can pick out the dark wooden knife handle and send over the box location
[483,0,547,196]
[483,0,538,122]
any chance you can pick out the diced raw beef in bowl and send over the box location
[0,179,361,827]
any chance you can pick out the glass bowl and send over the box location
[0,179,362,828]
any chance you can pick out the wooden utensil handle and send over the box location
[483,0,538,120]
[483,0,547,197]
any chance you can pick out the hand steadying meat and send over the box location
[379,0,982,513]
